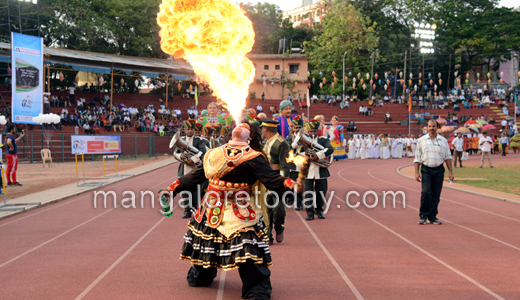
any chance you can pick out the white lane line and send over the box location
[75,217,165,300]
[0,194,89,228]
[0,166,173,229]
[367,167,520,223]
[216,269,227,300]
[296,211,364,300]
[0,180,170,268]
[0,207,117,269]
[337,169,520,252]
[330,192,505,300]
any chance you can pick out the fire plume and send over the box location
[286,150,308,167]
[157,0,255,121]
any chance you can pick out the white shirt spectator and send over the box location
[452,136,464,152]
[256,105,263,112]
[499,136,510,145]
[68,86,76,95]
[44,96,49,104]
[501,120,507,127]
[83,123,90,130]
[479,136,493,152]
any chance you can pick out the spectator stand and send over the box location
[0,166,41,212]
[102,155,133,178]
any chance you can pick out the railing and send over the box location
[7,133,172,163]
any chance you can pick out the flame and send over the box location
[157,0,255,121]
[286,150,308,167]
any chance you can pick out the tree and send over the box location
[240,2,283,54]
[304,0,378,86]
[40,0,118,53]
[39,0,164,57]
[104,0,164,57]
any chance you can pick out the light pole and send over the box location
[342,51,347,101]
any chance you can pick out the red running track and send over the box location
[0,155,519,299]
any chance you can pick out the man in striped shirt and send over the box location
[414,120,454,225]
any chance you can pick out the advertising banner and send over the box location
[11,32,44,124]
[71,135,121,155]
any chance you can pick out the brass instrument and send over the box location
[169,131,202,166]
[294,131,333,168]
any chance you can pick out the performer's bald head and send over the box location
[232,123,250,143]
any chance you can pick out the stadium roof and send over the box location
[0,42,194,79]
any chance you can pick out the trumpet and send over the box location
[294,131,333,168]
[169,131,202,166]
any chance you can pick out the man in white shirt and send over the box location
[256,104,263,113]
[499,133,510,156]
[479,132,493,168]
[451,132,465,168]
[68,86,76,103]
[501,119,507,131]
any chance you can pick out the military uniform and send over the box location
[285,115,304,210]
[177,119,207,218]
[303,120,334,220]
[260,119,290,244]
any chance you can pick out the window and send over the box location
[289,64,299,74]
[275,65,280,70]
[264,65,269,70]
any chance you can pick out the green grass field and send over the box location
[445,164,520,195]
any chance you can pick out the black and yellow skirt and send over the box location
[180,216,272,271]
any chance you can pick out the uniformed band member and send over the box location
[212,123,223,148]
[220,125,232,145]
[194,121,203,137]
[303,120,334,220]
[177,119,207,218]
[285,115,304,210]
[260,118,290,244]
[201,123,213,151]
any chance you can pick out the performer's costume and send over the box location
[167,141,296,299]
[260,119,290,243]
[327,125,348,160]
[200,113,233,127]
[276,100,297,138]
[176,119,207,218]
[511,133,520,152]
[303,120,334,220]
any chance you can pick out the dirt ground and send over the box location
[1,155,173,200]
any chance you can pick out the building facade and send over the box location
[281,0,325,27]
[247,54,309,100]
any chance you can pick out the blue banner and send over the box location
[11,32,43,124]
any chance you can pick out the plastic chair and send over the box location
[41,149,52,168]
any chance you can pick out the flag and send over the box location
[195,86,198,106]
[408,92,412,112]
